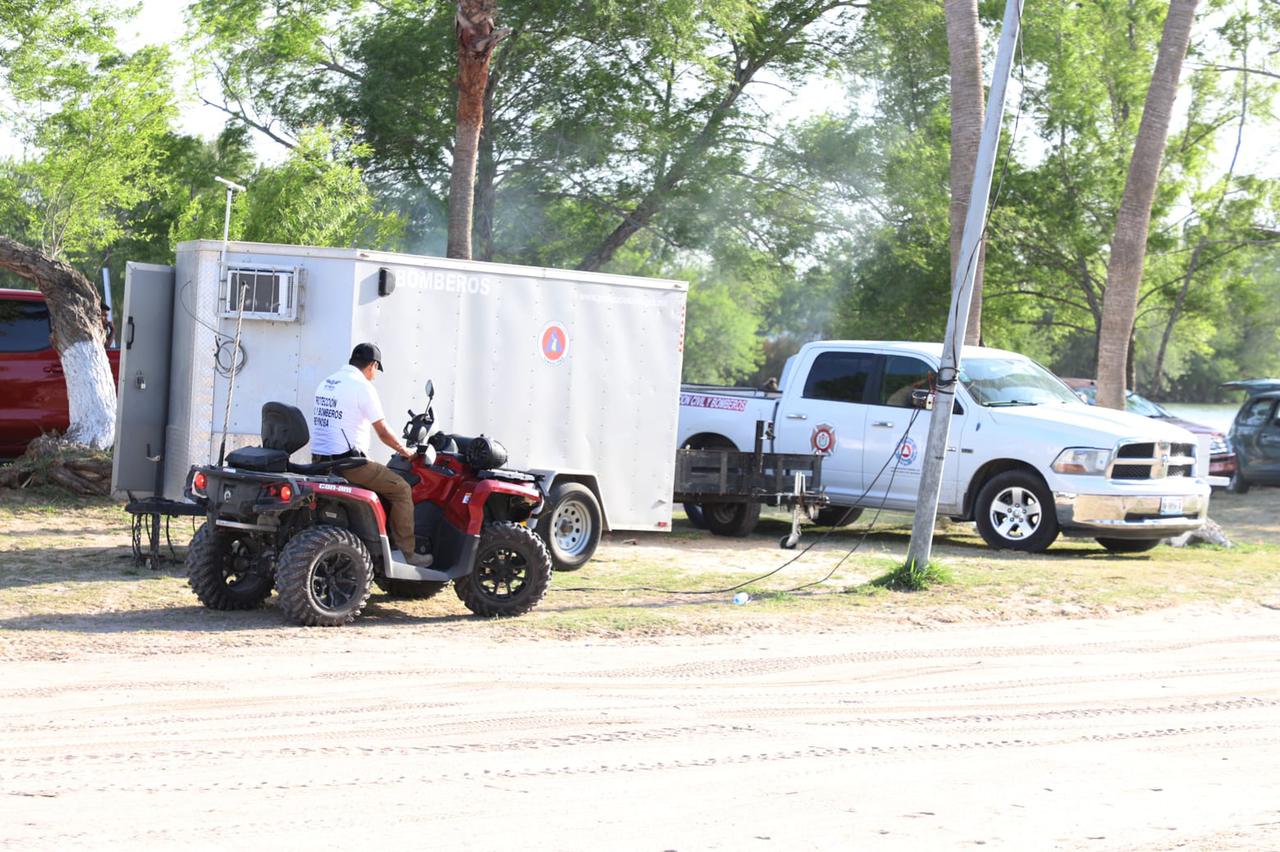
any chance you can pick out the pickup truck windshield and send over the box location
[960,357,1080,407]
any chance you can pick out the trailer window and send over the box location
[0,299,53,352]
[222,267,299,321]
[803,352,876,404]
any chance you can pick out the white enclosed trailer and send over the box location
[112,240,688,567]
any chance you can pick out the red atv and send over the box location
[183,381,552,626]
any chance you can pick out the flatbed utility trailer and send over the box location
[673,421,826,548]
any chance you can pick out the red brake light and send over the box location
[192,471,207,494]
[279,484,292,502]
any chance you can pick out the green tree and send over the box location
[170,127,403,248]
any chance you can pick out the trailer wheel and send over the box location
[683,503,708,529]
[536,482,602,571]
[704,501,762,538]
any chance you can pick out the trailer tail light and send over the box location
[192,471,207,496]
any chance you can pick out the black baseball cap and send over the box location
[350,342,384,371]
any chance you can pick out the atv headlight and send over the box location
[1051,447,1111,475]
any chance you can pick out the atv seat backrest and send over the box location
[262,402,310,454]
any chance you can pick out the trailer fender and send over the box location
[527,470,609,532]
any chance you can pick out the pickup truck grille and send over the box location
[1109,441,1196,480]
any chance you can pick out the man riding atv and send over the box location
[311,343,432,567]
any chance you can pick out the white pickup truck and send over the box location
[677,340,1210,553]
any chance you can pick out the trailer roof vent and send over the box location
[222,266,300,321]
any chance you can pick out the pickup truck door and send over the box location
[862,354,966,510]
[772,350,880,501]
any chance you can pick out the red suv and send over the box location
[0,288,120,457]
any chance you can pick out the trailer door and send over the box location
[111,263,175,496]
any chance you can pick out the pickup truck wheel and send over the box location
[1095,538,1161,554]
[536,482,602,572]
[810,506,863,527]
[704,501,762,537]
[186,522,274,610]
[974,471,1059,553]
[683,503,708,529]
[1227,469,1251,494]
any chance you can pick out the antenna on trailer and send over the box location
[214,176,246,290]
[213,176,248,468]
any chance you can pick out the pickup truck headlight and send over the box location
[1209,434,1230,455]
[1051,448,1111,475]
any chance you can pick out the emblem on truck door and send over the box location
[811,424,837,455]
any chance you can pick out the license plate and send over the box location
[1160,496,1184,516]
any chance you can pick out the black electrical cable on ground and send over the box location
[557,407,922,596]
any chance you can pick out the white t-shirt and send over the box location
[311,364,386,455]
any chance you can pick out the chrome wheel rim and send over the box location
[989,486,1042,541]
[552,499,592,557]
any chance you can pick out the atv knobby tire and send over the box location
[186,521,274,610]
[454,522,552,617]
[275,526,374,627]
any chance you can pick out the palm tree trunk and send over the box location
[0,236,115,449]
[1095,0,1199,409]
[447,0,507,260]
[945,0,986,345]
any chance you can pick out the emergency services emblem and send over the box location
[898,437,918,466]
[540,322,569,364]
[811,423,837,455]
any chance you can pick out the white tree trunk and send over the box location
[61,340,116,449]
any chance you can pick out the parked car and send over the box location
[678,341,1210,554]
[1222,379,1280,493]
[1062,378,1236,485]
[0,288,120,457]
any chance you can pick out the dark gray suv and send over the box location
[1224,380,1280,493]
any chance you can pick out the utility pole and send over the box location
[904,0,1023,570]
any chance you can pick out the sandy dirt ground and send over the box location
[2,602,1278,850]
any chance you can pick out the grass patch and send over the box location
[3,490,1280,641]
[867,559,954,591]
